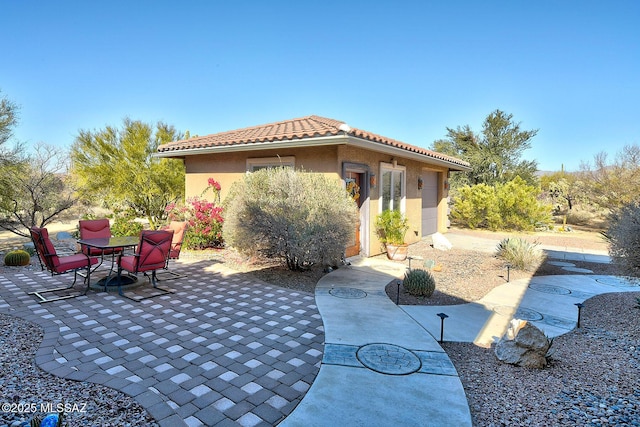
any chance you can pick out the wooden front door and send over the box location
[345,172,363,257]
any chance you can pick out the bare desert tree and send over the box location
[0,144,76,237]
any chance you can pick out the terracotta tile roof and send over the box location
[157,115,470,169]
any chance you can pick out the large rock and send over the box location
[494,319,551,369]
[431,232,452,251]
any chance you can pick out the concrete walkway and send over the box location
[402,274,640,348]
[282,232,639,426]
[402,232,639,347]
[280,257,472,427]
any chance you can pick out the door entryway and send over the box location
[421,171,439,236]
[345,171,363,257]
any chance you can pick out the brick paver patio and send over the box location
[0,259,324,426]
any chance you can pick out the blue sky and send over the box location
[2,1,638,172]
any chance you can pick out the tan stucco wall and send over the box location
[181,144,453,257]
[183,146,341,200]
[336,146,450,255]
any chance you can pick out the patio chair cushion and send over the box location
[31,227,98,273]
[79,219,122,256]
[57,253,99,272]
[165,221,187,259]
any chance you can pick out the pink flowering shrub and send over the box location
[166,178,224,249]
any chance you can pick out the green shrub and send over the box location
[4,249,31,266]
[375,210,409,245]
[495,177,552,230]
[111,215,144,237]
[451,177,551,231]
[604,201,640,276]
[223,168,358,271]
[450,183,500,229]
[495,237,543,271]
[403,268,436,297]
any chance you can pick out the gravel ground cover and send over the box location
[380,230,640,426]
[0,314,158,427]
[444,292,640,426]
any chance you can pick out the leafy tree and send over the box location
[0,144,76,237]
[223,168,358,271]
[70,118,185,229]
[433,110,539,189]
[579,144,640,211]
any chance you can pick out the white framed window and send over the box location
[246,156,295,172]
[380,162,406,212]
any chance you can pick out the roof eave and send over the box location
[155,133,471,171]
[346,136,471,171]
[154,134,349,158]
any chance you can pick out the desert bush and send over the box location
[604,201,640,276]
[495,177,551,230]
[564,209,600,226]
[495,237,543,271]
[450,183,500,229]
[223,168,358,271]
[111,211,144,237]
[451,177,551,231]
[403,268,436,297]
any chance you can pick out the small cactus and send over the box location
[4,249,31,266]
[403,268,436,297]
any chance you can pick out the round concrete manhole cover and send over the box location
[356,343,421,375]
[528,283,571,295]
[596,277,640,287]
[493,306,544,321]
[329,287,367,299]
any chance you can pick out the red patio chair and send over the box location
[116,230,174,301]
[158,221,187,280]
[79,218,126,277]
[29,227,99,303]
[79,218,124,257]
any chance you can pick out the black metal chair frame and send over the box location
[29,227,97,303]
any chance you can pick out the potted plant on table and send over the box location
[375,209,410,261]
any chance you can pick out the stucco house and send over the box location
[156,115,470,257]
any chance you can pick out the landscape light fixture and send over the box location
[437,312,449,343]
[575,302,584,328]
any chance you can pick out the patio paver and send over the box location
[0,260,324,426]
